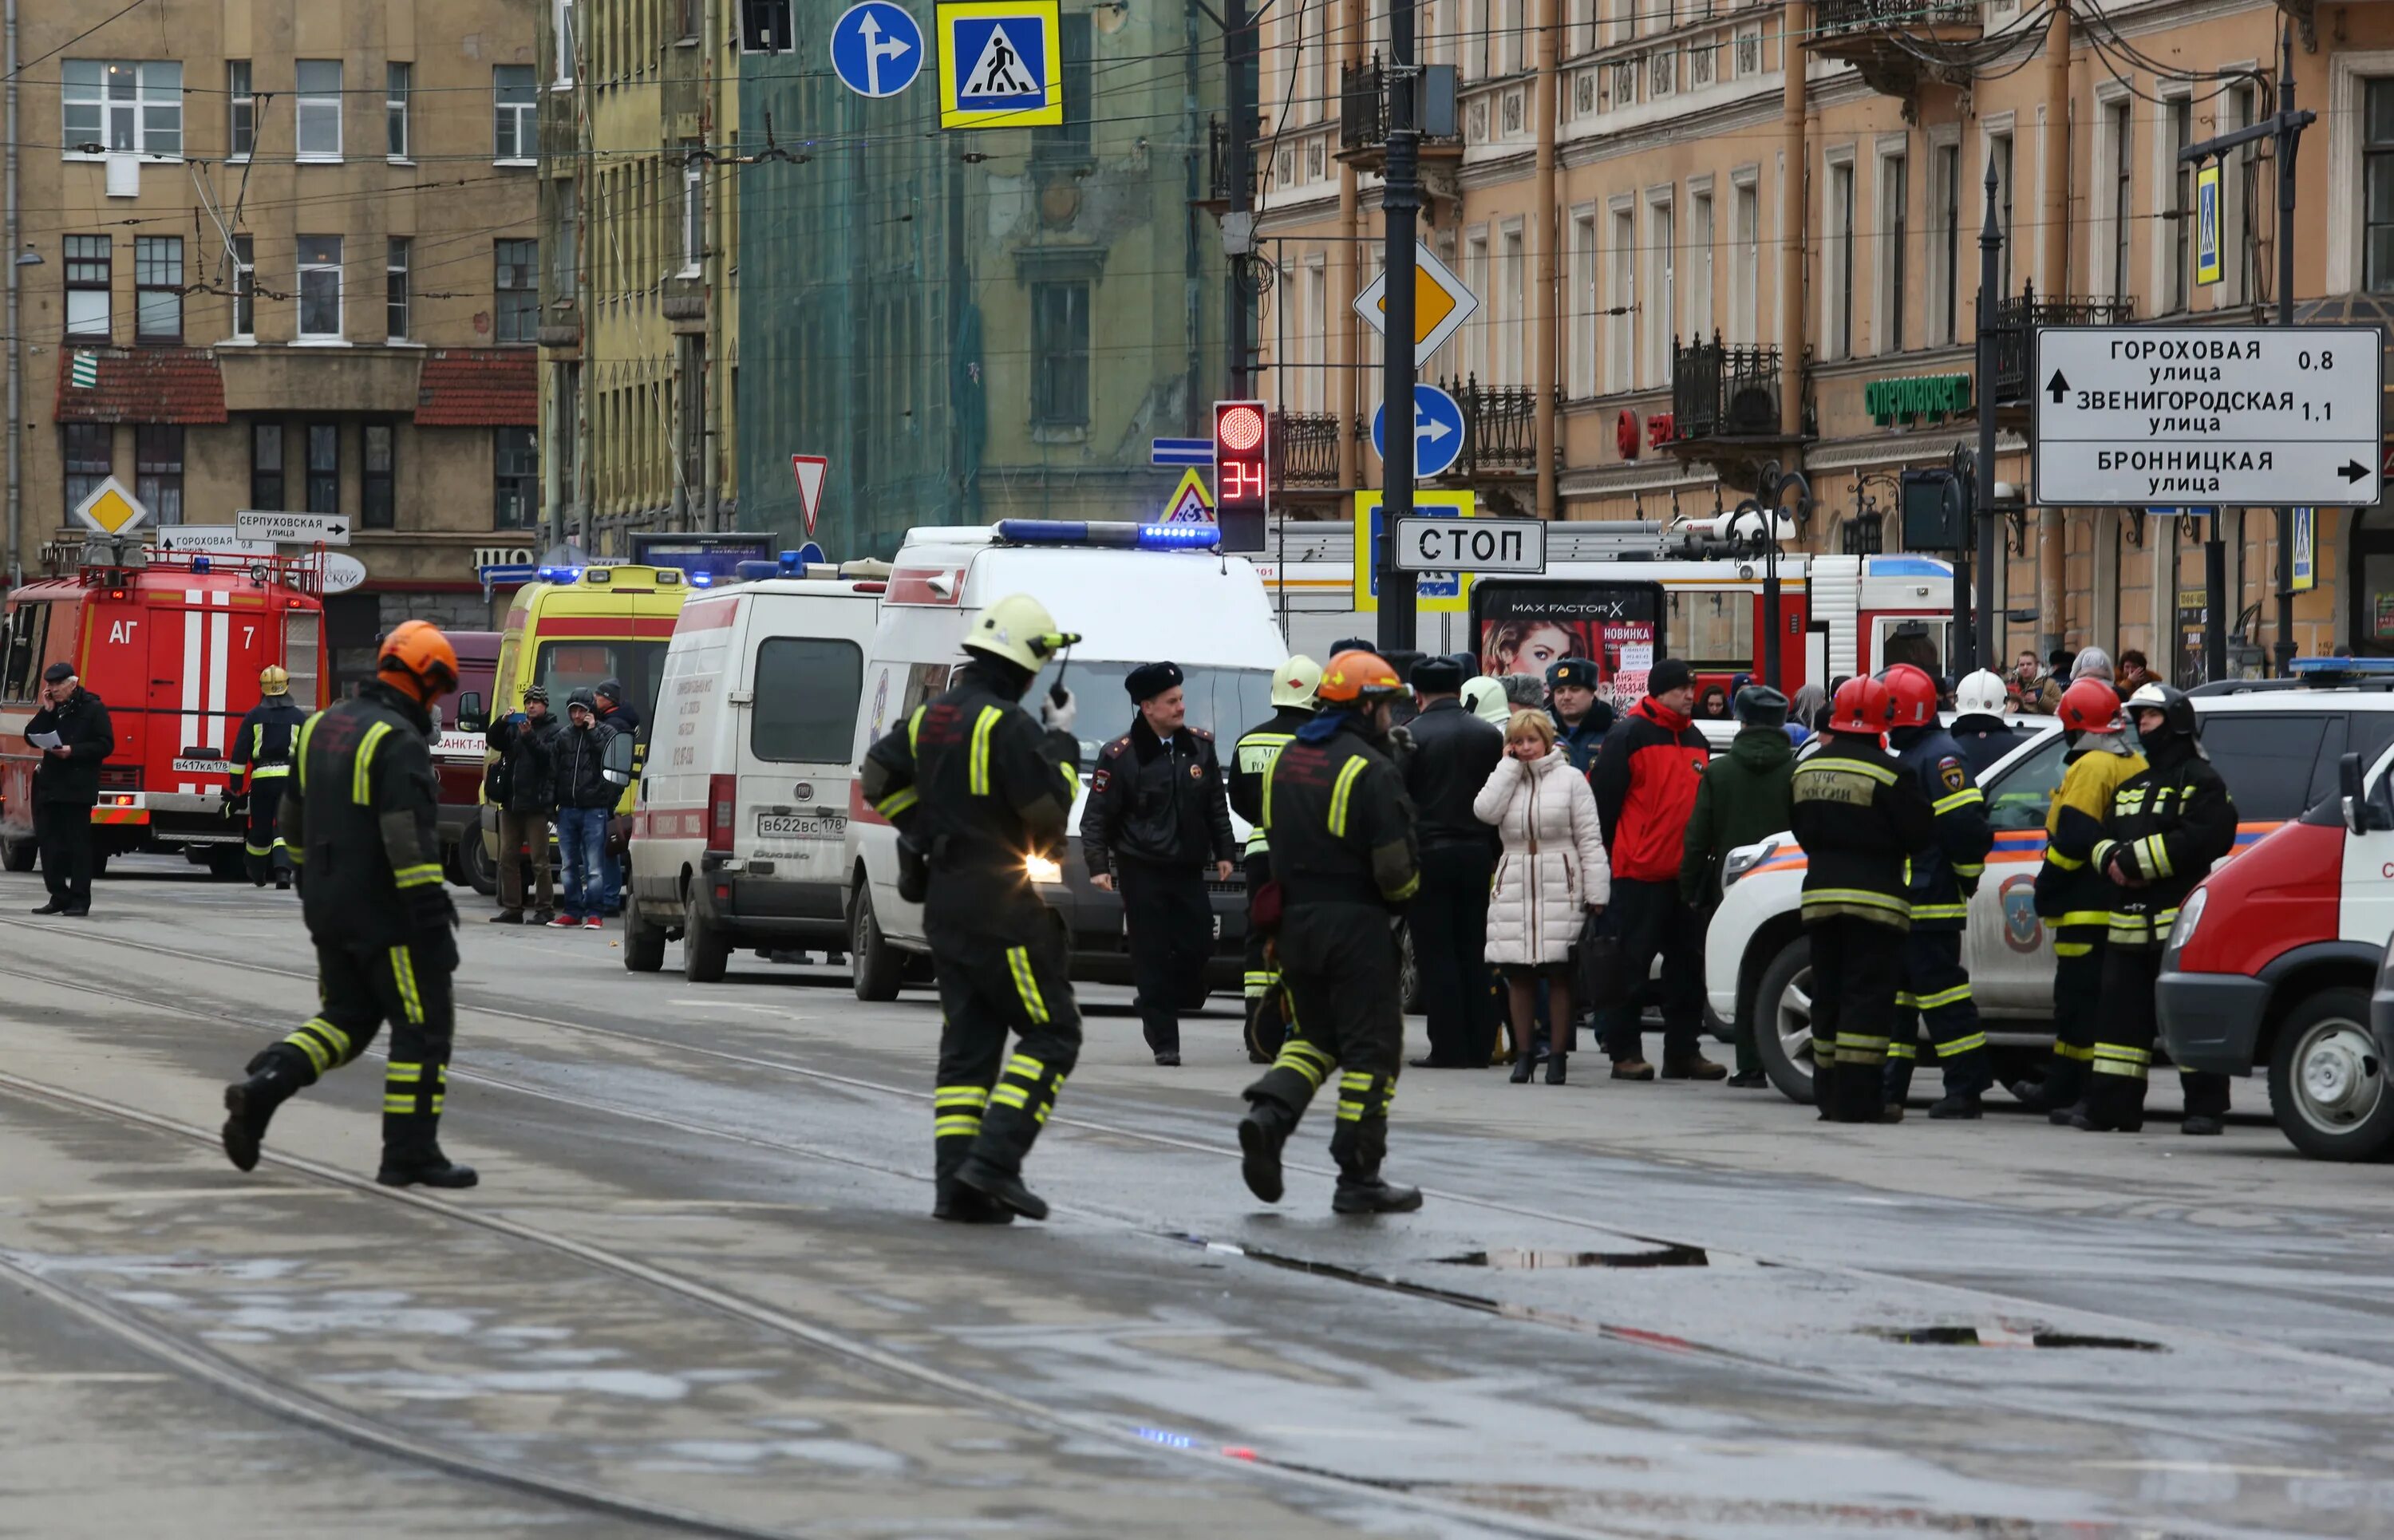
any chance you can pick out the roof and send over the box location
[53,347,228,424]
[414,349,536,426]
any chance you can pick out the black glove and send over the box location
[404,884,460,974]
[223,792,248,822]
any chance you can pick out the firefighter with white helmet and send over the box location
[1947,668,2021,776]
[1229,655,1321,1062]
[231,665,310,889]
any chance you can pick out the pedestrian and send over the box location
[1462,675,1513,727]
[859,594,1086,1222]
[1401,655,1507,1069]
[2070,646,2115,690]
[1947,669,2020,776]
[2116,649,2158,699]
[484,684,562,925]
[590,678,640,914]
[25,662,113,917]
[219,622,475,1188]
[1589,657,1720,1080]
[1230,654,1321,1064]
[1546,657,1614,774]
[2013,650,2060,715]
[1085,661,1236,1066]
[2076,684,2237,1135]
[2014,677,2145,1120]
[1695,683,1732,721]
[1878,664,1995,1119]
[231,665,307,890]
[1237,650,1424,1215]
[551,690,619,931]
[592,677,642,740]
[1789,681,1827,736]
[1476,709,1608,1084]
[1788,675,1937,1123]
[1678,685,1795,1088]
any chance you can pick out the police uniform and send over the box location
[1882,722,1995,1113]
[1230,690,1318,1062]
[1545,657,1614,775]
[232,680,309,886]
[2023,734,2147,1116]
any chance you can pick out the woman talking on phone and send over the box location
[1474,710,1609,1084]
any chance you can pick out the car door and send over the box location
[743,622,867,893]
[1963,727,2066,1011]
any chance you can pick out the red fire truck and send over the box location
[0,543,328,877]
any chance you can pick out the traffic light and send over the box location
[1213,399,1269,554]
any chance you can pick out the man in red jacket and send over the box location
[1589,657,1723,1080]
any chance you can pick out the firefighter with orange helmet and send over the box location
[1237,648,1424,1214]
[219,620,476,1189]
[231,665,309,890]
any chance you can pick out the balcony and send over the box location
[1337,57,1464,173]
[1437,376,1545,479]
[1990,285,2134,406]
[1272,409,1345,489]
[1806,0,1981,101]
[1665,336,1815,452]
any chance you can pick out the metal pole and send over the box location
[1973,156,2001,677]
[1225,0,1252,398]
[1374,4,1420,654]
[4,0,19,588]
[2272,24,2299,676]
[1763,528,1782,692]
[2206,513,2228,682]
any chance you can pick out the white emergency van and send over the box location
[843,520,1287,1001]
[626,571,884,981]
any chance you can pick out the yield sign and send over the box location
[1351,246,1479,366]
[790,454,829,537]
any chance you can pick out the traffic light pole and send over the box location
[1374,0,1420,656]
[1224,0,1254,398]
[1971,156,2001,678]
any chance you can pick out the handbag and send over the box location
[1575,910,1633,1011]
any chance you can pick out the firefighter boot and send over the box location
[220,1046,308,1173]
[1328,1086,1421,1214]
[377,1113,480,1189]
[932,1132,1013,1225]
[1238,1093,1298,1203]
[955,1156,1047,1222]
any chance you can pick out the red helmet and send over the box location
[1828,674,1896,740]
[1881,664,1938,731]
[2059,677,2124,734]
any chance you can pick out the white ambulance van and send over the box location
[843,520,1288,1001]
[626,567,885,981]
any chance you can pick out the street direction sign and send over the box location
[2031,326,2384,508]
[1371,383,1467,479]
[1151,436,1214,468]
[1351,247,1479,366]
[937,0,1061,128]
[830,2,924,98]
[72,476,146,537]
[236,510,350,546]
[789,454,829,536]
[156,527,274,557]
[1394,515,1545,574]
[1353,490,1476,613]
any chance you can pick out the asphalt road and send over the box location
[2,856,2391,1539]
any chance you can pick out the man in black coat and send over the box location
[1400,655,1506,1067]
[26,662,115,916]
[485,685,563,924]
[1085,661,1235,1065]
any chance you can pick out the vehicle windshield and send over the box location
[1029,661,1277,766]
[531,639,667,733]
[1984,729,2066,831]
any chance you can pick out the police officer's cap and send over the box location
[41,661,73,684]
[1546,657,1598,691]
[1732,685,1788,727]
[1410,656,1464,694]
[1124,661,1184,702]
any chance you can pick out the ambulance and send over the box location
[429,630,501,890]
[843,521,1286,1001]
[0,543,327,876]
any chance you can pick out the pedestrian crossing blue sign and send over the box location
[2195,163,2222,286]
[938,0,1061,128]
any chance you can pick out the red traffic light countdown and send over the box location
[1213,399,1269,553]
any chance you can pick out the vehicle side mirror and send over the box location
[456,691,484,730]
[2341,752,2370,835]
[602,732,636,785]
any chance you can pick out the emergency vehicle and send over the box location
[433,630,501,890]
[843,521,1286,1001]
[0,543,326,876]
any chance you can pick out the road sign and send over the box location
[2293,507,2316,592]
[236,510,351,546]
[1393,515,1545,575]
[1353,491,1476,614]
[1151,436,1214,468]
[790,454,829,537]
[937,0,1061,129]
[1157,468,1216,525]
[71,476,146,537]
[156,527,274,557]
[830,2,924,98]
[2031,326,2384,508]
[2195,164,2222,286]
[1351,246,1479,367]
[1371,383,1467,480]
[792,541,828,567]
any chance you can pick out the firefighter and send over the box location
[1788,675,1936,1124]
[1229,654,1321,1064]
[1879,663,1996,1119]
[859,594,1085,1223]
[1236,649,1424,1214]
[218,622,475,1188]
[2076,683,2237,1135]
[2013,678,2146,1122]
[231,665,310,889]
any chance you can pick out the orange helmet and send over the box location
[2059,677,2124,735]
[1881,663,1938,731]
[1828,674,1896,740]
[377,620,460,703]
[1316,649,1404,706]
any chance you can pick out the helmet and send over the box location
[1270,654,1323,709]
[1881,664,1938,731]
[377,620,459,703]
[1732,685,1789,728]
[2058,677,2124,735]
[1828,674,1896,740]
[964,593,1082,673]
[1954,669,2007,717]
[258,665,290,697]
[2127,681,2197,738]
[1316,649,1405,706]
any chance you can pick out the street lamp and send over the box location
[1734,459,1812,693]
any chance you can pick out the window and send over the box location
[741,0,792,51]
[298,235,342,338]
[1688,192,1713,347]
[680,157,704,274]
[2191,715,2330,821]
[1732,180,1758,344]
[1499,223,1525,381]
[2108,99,2132,301]
[228,61,254,159]
[62,423,109,513]
[385,237,411,339]
[495,426,538,528]
[555,0,576,84]
[2,601,53,702]
[1608,205,1635,390]
[61,60,181,157]
[64,235,109,339]
[1569,211,1596,395]
[231,235,255,338]
[1935,143,1959,343]
[251,421,284,508]
[1841,512,1884,555]
[495,65,535,162]
[361,423,395,529]
[2366,81,2394,293]
[1030,282,1090,428]
[2228,84,2258,302]
[679,0,701,40]
[495,239,538,343]
[1033,14,1092,160]
[1989,132,2014,295]
[295,60,342,160]
[306,423,339,513]
[387,63,413,160]
[1882,153,1906,353]
[1648,199,1673,384]
[134,235,181,341]
[751,638,865,763]
[1983,731,2064,831]
[135,424,182,526]
[1831,159,1855,359]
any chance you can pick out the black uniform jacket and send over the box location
[1400,697,1505,854]
[1083,717,1235,875]
[234,698,310,794]
[2092,733,2235,949]
[1265,713,1421,910]
[1787,732,1937,930]
[1890,725,1993,931]
[282,682,445,949]
[1231,705,1315,860]
[26,688,114,806]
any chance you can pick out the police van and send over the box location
[843,520,1287,1001]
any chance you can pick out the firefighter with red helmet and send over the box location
[1878,663,1996,1119]
[231,665,309,890]
[1788,675,1937,1123]
[1237,649,1424,1214]
[219,621,476,1188]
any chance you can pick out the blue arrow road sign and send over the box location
[1372,384,1466,479]
[1152,436,1215,467]
[830,2,924,98]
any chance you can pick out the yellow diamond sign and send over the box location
[1351,246,1480,367]
[71,475,148,536]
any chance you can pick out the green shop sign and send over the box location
[1864,373,1973,425]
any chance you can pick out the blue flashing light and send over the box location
[1136,523,1220,551]
[190,555,211,574]
[778,548,804,575]
[2291,656,2394,674]
[689,571,713,587]
[994,518,1219,551]
[536,565,583,584]
[735,560,780,582]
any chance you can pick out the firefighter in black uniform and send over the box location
[1229,655,1321,1063]
[231,665,310,889]
[1878,663,1996,1119]
[2077,682,2237,1135]
[1788,675,1937,1124]
[859,594,1086,1222]
[219,621,476,1188]
[1236,650,1424,1214]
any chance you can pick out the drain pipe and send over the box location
[5,0,21,588]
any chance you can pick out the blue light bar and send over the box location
[2291,656,2394,674]
[1136,523,1222,550]
[736,560,780,582]
[190,555,211,574]
[536,565,582,584]
[689,571,713,587]
[994,519,1220,551]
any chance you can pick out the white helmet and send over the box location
[1954,669,2007,717]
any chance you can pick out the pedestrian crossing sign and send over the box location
[937,0,1061,128]
[1157,468,1216,525]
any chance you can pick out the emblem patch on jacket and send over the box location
[1939,756,1967,792]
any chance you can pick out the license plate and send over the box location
[758,812,845,839]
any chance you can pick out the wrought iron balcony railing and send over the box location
[1272,410,1345,488]
[1991,285,2134,404]
[1439,376,1543,476]
[1670,336,1811,441]
[1813,0,1977,34]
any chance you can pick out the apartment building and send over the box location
[1254,0,2394,675]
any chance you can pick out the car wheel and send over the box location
[851,885,904,1002]
[460,830,500,897]
[1,836,33,873]
[1751,934,1819,1105]
[2269,985,2394,1160]
[682,893,730,984]
[624,902,667,973]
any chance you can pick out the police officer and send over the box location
[1084,661,1236,1065]
[1879,663,1996,1119]
[231,665,310,889]
[25,662,113,917]
[2077,683,2236,1135]
[1400,654,1506,1068]
[1229,655,1321,1064]
[1546,657,1612,774]
[1788,675,1936,1123]
[1236,650,1424,1214]
[859,594,1084,1222]
[219,622,475,1188]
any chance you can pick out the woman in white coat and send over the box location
[1474,710,1610,1084]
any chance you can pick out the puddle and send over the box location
[1438,1245,1709,1270]
[1863,1325,2163,1351]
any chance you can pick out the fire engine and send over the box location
[0,541,327,877]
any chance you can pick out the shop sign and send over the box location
[1864,373,1972,426]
